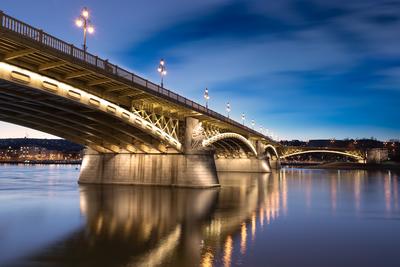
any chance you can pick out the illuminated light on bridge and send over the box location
[226,102,231,118]
[75,7,94,52]
[157,58,167,87]
[204,87,210,108]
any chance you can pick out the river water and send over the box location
[0,165,399,267]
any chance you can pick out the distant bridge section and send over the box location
[279,146,366,163]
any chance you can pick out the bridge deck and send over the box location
[0,11,272,141]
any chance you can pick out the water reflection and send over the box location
[78,186,218,267]
[2,168,400,267]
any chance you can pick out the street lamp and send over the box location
[75,7,94,52]
[157,59,167,87]
[204,88,210,108]
[251,120,255,129]
[241,113,245,125]
[226,102,231,118]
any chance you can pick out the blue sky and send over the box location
[1,0,400,140]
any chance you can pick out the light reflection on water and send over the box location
[0,165,399,267]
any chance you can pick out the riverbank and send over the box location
[283,161,400,171]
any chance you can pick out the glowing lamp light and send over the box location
[75,7,94,51]
[75,19,83,27]
[87,25,94,34]
[82,8,89,19]
[204,88,210,100]
[157,59,167,87]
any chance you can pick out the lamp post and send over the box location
[204,88,210,108]
[75,7,94,52]
[157,59,167,87]
[241,113,245,125]
[226,102,231,118]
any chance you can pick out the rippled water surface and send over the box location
[0,164,399,267]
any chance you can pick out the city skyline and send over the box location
[1,0,400,140]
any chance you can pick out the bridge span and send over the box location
[279,146,366,163]
[0,11,365,187]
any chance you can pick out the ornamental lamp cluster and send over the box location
[75,7,94,52]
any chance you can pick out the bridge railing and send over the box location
[0,11,272,141]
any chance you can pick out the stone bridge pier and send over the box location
[79,117,280,188]
[79,117,219,188]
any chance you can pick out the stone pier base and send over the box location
[79,150,219,188]
[215,158,271,173]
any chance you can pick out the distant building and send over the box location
[0,139,83,162]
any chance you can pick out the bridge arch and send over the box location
[0,62,182,153]
[264,144,279,159]
[202,133,258,157]
[280,150,365,162]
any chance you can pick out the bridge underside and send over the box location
[0,79,172,154]
[209,138,256,158]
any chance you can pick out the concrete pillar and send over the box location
[256,140,281,170]
[79,149,219,188]
[255,140,264,158]
[184,117,199,153]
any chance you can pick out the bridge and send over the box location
[279,146,366,163]
[0,11,365,187]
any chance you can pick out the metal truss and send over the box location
[131,107,180,141]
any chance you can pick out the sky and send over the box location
[1,0,400,141]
